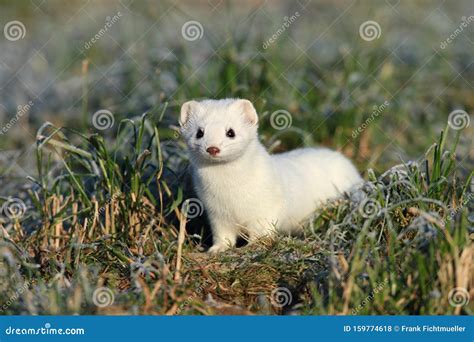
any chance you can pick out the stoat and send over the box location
[179,98,362,253]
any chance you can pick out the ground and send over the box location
[0,0,472,315]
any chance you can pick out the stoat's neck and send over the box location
[232,139,268,167]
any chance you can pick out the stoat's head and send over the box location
[179,98,258,164]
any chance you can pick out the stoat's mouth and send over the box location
[199,152,232,164]
[204,154,225,162]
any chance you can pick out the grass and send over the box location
[0,117,471,315]
[0,1,472,315]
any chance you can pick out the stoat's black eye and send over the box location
[196,128,204,139]
[226,128,235,138]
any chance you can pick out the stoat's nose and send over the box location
[206,146,220,156]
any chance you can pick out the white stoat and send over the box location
[179,98,362,253]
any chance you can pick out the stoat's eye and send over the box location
[196,128,204,139]
[226,128,235,138]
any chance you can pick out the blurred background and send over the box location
[0,0,473,188]
[0,0,472,316]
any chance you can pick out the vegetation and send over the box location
[0,1,472,315]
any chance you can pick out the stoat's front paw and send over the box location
[208,244,229,254]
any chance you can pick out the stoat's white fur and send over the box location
[180,99,362,253]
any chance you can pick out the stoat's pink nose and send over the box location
[206,146,220,156]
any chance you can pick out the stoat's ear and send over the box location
[180,100,200,127]
[234,99,258,126]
